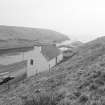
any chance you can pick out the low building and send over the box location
[0,41,63,83]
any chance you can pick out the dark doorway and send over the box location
[30,59,34,65]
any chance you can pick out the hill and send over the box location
[0,25,69,42]
[1,36,105,105]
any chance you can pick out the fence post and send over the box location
[49,64,50,72]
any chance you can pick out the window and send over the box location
[30,59,34,65]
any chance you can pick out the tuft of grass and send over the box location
[94,79,104,86]
[100,73,105,82]
[78,95,88,104]
[22,92,64,105]
[73,91,81,98]
[89,84,98,91]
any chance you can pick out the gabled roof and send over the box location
[41,45,61,61]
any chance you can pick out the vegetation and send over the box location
[1,36,105,105]
[0,25,69,42]
[22,92,64,105]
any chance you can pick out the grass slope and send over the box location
[1,36,105,105]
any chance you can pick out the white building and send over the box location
[0,42,63,82]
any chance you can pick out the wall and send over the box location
[0,46,52,78]
[56,40,71,47]
[57,54,63,63]
[24,46,49,77]
[48,58,56,69]
[0,52,27,79]
[0,60,27,79]
[0,47,33,65]
[47,54,63,71]
[59,47,69,51]
[10,68,26,77]
[0,46,62,78]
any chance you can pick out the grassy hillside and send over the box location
[1,36,105,105]
[0,25,69,42]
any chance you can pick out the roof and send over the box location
[41,45,61,61]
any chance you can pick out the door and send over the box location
[27,59,36,77]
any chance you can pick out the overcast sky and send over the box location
[0,0,105,42]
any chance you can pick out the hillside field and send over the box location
[1,36,105,105]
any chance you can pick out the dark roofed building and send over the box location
[0,40,63,83]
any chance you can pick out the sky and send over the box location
[0,0,105,42]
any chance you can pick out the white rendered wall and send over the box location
[48,58,56,69]
[24,46,49,77]
[57,54,63,63]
